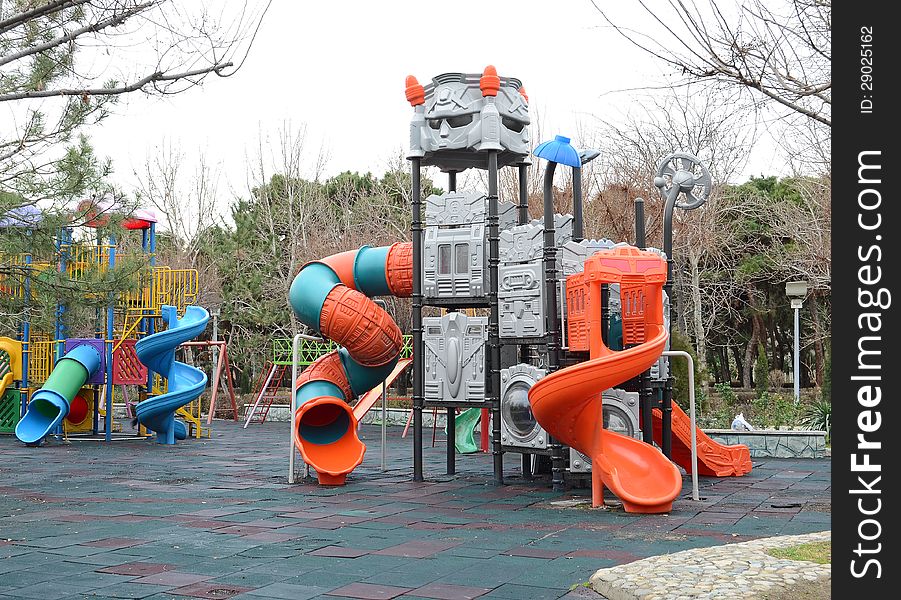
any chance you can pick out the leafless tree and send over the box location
[1,0,271,196]
[590,0,830,173]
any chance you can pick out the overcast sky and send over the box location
[88,1,785,217]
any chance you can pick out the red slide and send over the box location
[652,404,752,477]
[529,247,682,513]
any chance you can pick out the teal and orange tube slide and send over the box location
[288,242,412,485]
[15,345,101,444]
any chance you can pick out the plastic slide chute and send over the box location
[529,247,683,514]
[135,305,209,444]
[351,358,413,422]
[452,408,481,454]
[652,403,752,476]
[288,242,413,485]
[15,345,101,444]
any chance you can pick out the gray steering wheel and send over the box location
[653,153,712,210]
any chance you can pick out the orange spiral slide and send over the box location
[528,247,683,513]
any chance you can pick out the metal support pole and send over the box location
[411,158,425,482]
[634,198,654,443]
[446,408,455,475]
[105,233,115,442]
[487,150,504,485]
[662,350,699,501]
[446,169,458,476]
[794,306,800,404]
[572,166,583,242]
[634,198,646,247]
[660,189,680,459]
[381,381,388,472]
[517,163,530,224]
[288,333,303,483]
[541,160,565,492]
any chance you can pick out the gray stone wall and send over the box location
[705,429,827,458]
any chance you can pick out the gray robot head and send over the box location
[406,66,530,171]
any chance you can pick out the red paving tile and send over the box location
[184,519,231,529]
[169,581,254,598]
[97,562,176,576]
[326,582,411,599]
[242,531,301,543]
[132,571,213,586]
[411,582,492,599]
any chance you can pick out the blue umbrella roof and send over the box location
[533,135,581,168]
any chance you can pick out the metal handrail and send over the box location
[288,332,324,483]
[662,350,700,501]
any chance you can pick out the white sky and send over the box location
[87,1,785,220]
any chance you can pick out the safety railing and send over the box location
[154,267,198,312]
[273,334,413,366]
[27,337,55,385]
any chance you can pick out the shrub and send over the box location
[714,381,738,404]
[768,369,786,389]
[754,343,769,394]
[801,398,832,443]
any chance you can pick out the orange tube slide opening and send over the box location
[293,397,365,486]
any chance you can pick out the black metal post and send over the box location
[542,161,565,492]
[517,163,529,225]
[542,162,560,372]
[634,198,646,247]
[412,158,425,481]
[634,198,655,444]
[572,166,583,242]
[660,190,680,459]
[522,453,532,480]
[487,151,504,485]
[446,170,457,476]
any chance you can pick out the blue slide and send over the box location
[135,305,209,444]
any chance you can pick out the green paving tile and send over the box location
[482,583,566,599]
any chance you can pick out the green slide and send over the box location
[452,408,481,454]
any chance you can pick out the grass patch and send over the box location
[767,541,831,564]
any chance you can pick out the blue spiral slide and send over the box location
[135,305,209,444]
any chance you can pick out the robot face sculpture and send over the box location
[407,68,531,171]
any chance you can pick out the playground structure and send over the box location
[0,200,233,444]
[285,65,752,512]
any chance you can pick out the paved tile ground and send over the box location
[1,421,831,599]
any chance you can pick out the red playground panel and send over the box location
[112,339,148,385]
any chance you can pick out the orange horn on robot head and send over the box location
[405,75,425,107]
[480,65,500,97]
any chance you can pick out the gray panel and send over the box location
[499,219,574,266]
[423,313,487,403]
[423,225,485,299]
[559,238,618,276]
[499,261,545,338]
[425,191,486,227]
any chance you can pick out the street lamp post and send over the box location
[785,281,808,404]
